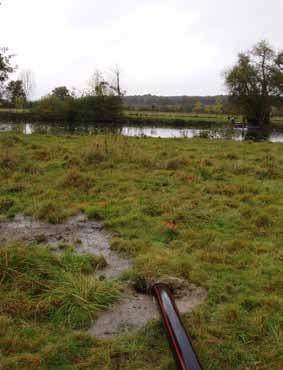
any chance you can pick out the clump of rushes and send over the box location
[0,244,120,329]
[33,199,69,224]
[62,167,93,191]
[110,237,149,257]
[61,249,107,273]
[83,143,109,163]
[85,205,102,220]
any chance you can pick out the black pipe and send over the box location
[151,283,204,370]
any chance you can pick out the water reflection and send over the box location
[121,126,201,138]
[0,123,13,133]
[0,122,283,143]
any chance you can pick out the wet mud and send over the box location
[0,213,132,279]
[0,214,207,338]
[89,283,207,338]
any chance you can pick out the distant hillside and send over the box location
[123,94,229,113]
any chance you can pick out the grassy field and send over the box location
[0,108,30,113]
[0,133,283,369]
[125,110,232,121]
[125,110,283,127]
[124,110,231,126]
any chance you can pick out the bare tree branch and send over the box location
[19,68,36,100]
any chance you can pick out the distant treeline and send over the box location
[124,95,283,116]
[124,95,229,113]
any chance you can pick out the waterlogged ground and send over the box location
[0,133,283,370]
[0,213,206,339]
[0,213,131,279]
[90,282,207,339]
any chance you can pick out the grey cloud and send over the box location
[0,0,281,98]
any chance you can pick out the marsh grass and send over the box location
[0,244,120,329]
[125,111,283,128]
[0,133,283,369]
[60,249,107,274]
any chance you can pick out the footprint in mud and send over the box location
[0,214,207,338]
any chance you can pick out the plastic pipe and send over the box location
[151,283,204,370]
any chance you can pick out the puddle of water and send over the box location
[1,122,283,142]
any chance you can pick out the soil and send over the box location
[0,214,207,338]
[0,213,132,279]
[89,284,207,339]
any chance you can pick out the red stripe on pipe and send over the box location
[153,285,187,370]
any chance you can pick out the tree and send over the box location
[80,69,123,121]
[109,65,126,97]
[88,68,125,97]
[88,70,112,97]
[6,80,26,106]
[0,47,15,98]
[225,41,283,126]
[192,101,204,114]
[211,98,223,114]
[51,86,72,101]
[19,68,36,100]
[112,65,122,97]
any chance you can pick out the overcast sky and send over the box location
[0,0,282,98]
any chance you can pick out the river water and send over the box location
[1,122,283,142]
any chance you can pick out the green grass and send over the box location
[125,110,283,127]
[0,132,283,369]
[0,244,120,328]
[125,110,231,120]
[124,110,231,126]
[272,116,283,125]
[0,108,30,113]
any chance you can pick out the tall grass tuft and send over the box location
[0,244,120,329]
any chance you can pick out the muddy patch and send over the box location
[90,282,207,339]
[0,214,207,338]
[0,213,132,279]
[89,289,159,338]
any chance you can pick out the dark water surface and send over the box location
[0,122,283,142]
